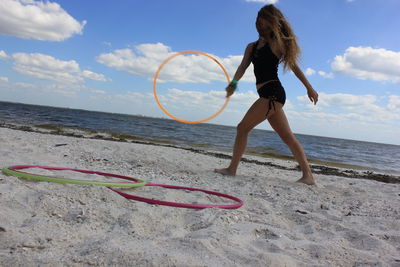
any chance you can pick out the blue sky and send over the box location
[0,0,399,145]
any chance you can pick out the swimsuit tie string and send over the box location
[265,97,277,117]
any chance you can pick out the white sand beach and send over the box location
[0,126,399,266]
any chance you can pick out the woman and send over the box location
[215,4,318,185]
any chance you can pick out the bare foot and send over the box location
[297,176,316,186]
[214,168,236,176]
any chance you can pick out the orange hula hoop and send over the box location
[153,50,231,124]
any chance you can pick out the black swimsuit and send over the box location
[251,40,286,116]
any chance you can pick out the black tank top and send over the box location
[251,41,280,85]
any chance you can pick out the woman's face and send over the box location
[256,17,269,37]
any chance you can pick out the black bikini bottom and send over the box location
[257,80,286,116]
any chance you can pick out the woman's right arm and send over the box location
[226,43,254,97]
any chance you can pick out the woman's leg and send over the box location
[215,97,282,175]
[267,108,316,185]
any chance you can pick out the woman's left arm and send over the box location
[291,63,319,105]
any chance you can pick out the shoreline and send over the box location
[1,122,399,184]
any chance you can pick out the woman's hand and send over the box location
[226,83,236,97]
[226,80,238,97]
[290,63,319,105]
[307,88,319,105]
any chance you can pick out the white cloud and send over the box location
[310,93,376,108]
[297,92,400,122]
[287,108,384,141]
[0,77,84,96]
[90,89,106,95]
[305,67,333,78]
[305,67,334,79]
[97,43,171,80]
[305,68,316,76]
[0,50,8,59]
[331,46,400,82]
[159,88,225,109]
[245,0,279,3]
[388,95,400,112]
[97,42,254,84]
[82,70,110,82]
[318,71,334,79]
[297,92,376,111]
[12,53,81,83]
[0,0,86,41]
[11,53,109,84]
[287,92,400,144]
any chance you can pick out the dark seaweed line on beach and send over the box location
[1,122,399,184]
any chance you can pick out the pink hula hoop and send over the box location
[110,183,243,209]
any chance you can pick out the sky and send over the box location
[0,0,399,145]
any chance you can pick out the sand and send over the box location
[0,126,399,266]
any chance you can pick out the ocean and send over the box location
[0,101,399,175]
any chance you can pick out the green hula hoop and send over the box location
[2,165,146,188]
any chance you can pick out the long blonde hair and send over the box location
[257,5,300,71]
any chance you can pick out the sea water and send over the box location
[0,101,399,175]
